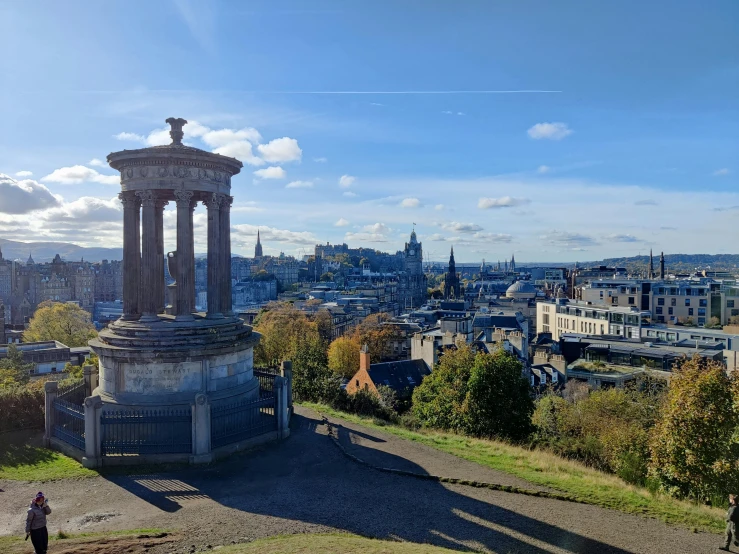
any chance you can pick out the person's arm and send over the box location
[25,509,33,534]
[727,506,736,522]
[42,502,51,515]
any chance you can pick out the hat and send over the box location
[35,492,45,500]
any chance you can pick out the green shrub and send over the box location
[0,386,45,433]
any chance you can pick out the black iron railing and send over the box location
[58,379,85,405]
[100,408,192,456]
[254,370,277,398]
[52,398,85,450]
[210,396,276,449]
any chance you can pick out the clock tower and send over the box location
[403,229,423,276]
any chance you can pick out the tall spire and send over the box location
[254,229,263,258]
[660,251,665,279]
[649,249,654,279]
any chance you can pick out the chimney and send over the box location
[360,343,370,371]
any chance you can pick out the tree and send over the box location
[463,350,534,441]
[354,313,394,363]
[319,272,334,282]
[328,335,361,379]
[253,303,316,367]
[649,356,739,500]
[412,344,476,431]
[0,344,34,388]
[313,309,335,346]
[706,316,722,329]
[23,301,97,347]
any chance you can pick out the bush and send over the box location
[0,386,45,434]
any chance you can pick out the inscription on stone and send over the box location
[123,361,202,394]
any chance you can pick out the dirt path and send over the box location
[0,407,725,553]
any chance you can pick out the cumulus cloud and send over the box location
[604,234,642,243]
[253,166,286,180]
[231,224,317,246]
[213,141,264,166]
[41,196,121,223]
[713,168,731,176]
[14,170,33,177]
[343,191,357,197]
[0,174,62,214]
[334,218,350,227]
[285,180,313,189]
[257,137,302,163]
[345,222,392,243]
[41,165,119,185]
[527,122,573,140]
[201,127,261,147]
[114,131,145,142]
[540,231,598,248]
[434,204,444,211]
[400,197,421,208]
[439,222,484,234]
[478,196,531,209]
[339,175,356,188]
[88,159,106,167]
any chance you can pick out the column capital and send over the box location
[174,189,194,207]
[204,192,224,210]
[220,195,233,208]
[135,190,155,207]
[155,198,169,209]
[118,191,140,207]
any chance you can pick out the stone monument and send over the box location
[88,117,267,464]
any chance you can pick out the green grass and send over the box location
[0,528,167,553]
[0,430,96,481]
[303,402,726,533]
[220,533,461,554]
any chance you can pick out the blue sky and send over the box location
[0,0,737,263]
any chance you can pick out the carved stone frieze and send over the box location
[119,164,232,186]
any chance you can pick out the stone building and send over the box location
[443,246,461,300]
[397,230,427,311]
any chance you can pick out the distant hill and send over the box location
[579,254,739,273]
[0,238,122,263]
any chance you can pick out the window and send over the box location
[600,324,604,334]
[668,307,673,315]
[689,308,694,316]
[698,317,706,326]
[732,309,739,317]
[656,306,663,314]
[657,316,664,322]
[628,296,635,305]
[657,298,665,306]
[685,298,690,306]
[699,299,708,307]
[728,300,735,308]
[671,298,676,307]
[698,308,706,316]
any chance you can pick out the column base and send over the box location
[120,314,141,322]
[206,312,224,319]
[139,314,160,323]
[174,314,195,322]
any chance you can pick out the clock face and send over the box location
[409,249,415,256]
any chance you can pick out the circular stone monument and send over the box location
[89,118,261,445]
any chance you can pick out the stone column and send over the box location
[155,198,168,314]
[43,381,58,447]
[82,396,103,468]
[274,376,290,439]
[205,193,223,318]
[137,191,158,321]
[119,191,141,320]
[219,195,233,316]
[174,190,195,320]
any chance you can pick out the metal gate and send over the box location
[210,396,276,449]
[101,408,192,456]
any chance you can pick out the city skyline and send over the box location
[1,1,737,262]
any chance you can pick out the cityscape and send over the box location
[1,2,738,554]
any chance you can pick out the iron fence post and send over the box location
[43,381,58,448]
[82,396,103,468]
[191,393,213,464]
[280,360,293,418]
[274,376,289,439]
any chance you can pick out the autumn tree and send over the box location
[313,309,335,346]
[253,303,316,367]
[327,334,361,378]
[23,301,97,347]
[649,356,739,500]
[353,313,394,363]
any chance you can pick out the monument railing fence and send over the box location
[52,397,85,451]
[210,395,277,449]
[254,369,278,398]
[58,379,85,406]
[100,408,193,456]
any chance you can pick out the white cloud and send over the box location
[713,168,731,176]
[345,222,392,243]
[343,191,357,197]
[201,127,262,147]
[334,218,350,227]
[213,141,264,166]
[14,170,33,177]
[0,174,62,214]
[313,157,328,163]
[285,180,313,189]
[441,111,453,115]
[42,165,119,185]
[527,122,573,140]
[88,159,106,168]
[434,204,444,211]
[253,166,286,180]
[257,137,302,163]
[540,231,598,248]
[339,175,356,188]
[537,165,551,174]
[440,222,483,234]
[231,223,317,246]
[114,131,145,142]
[42,196,121,223]
[457,112,465,116]
[604,233,641,243]
[478,196,531,209]
[400,197,421,208]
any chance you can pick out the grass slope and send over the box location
[0,430,96,480]
[303,402,725,533]
[221,533,460,554]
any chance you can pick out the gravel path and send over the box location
[0,406,726,553]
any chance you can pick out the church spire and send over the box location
[254,229,263,258]
[649,249,654,279]
[660,251,665,279]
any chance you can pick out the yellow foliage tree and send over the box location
[328,334,361,379]
[254,302,320,367]
[23,301,97,347]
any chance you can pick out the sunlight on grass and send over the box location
[303,402,725,533]
[0,431,96,481]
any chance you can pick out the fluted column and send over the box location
[154,198,168,314]
[219,195,233,316]
[205,193,223,318]
[174,190,195,320]
[137,191,158,321]
[118,191,141,320]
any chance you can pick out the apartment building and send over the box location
[537,298,650,341]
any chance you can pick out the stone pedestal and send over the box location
[82,396,103,468]
[191,393,212,464]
